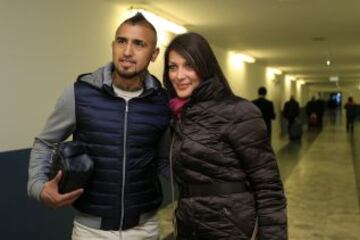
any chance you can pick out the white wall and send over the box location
[0,0,173,151]
[1,0,297,151]
[211,48,294,139]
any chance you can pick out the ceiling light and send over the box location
[285,75,296,81]
[268,67,282,75]
[326,60,331,66]
[126,8,187,34]
[231,52,256,63]
[298,80,306,85]
[329,76,339,82]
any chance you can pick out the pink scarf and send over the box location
[169,98,189,119]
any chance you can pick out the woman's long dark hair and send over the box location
[163,32,233,99]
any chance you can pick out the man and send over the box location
[283,96,300,138]
[305,96,318,127]
[252,86,276,137]
[315,97,325,128]
[27,13,170,240]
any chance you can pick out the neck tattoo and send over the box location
[120,84,143,92]
[112,73,144,92]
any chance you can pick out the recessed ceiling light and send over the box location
[126,8,187,34]
[329,76,339,82]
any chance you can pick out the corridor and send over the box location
[284,119,360,239]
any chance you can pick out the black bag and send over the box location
[49,142,94,194]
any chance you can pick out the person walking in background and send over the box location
[315,97,325,128]
[306,96,325,128]
[305,96,318,127]
[164,32,287,240]
[344,96,357,133]
[283,96,300,139]
[27,13,170,240]
[253,86,276,138]
[327,96,338,123]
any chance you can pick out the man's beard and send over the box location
[115,64,146,80]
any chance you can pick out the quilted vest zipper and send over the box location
[119,101,129,230]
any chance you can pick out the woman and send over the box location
[163,32,287,240]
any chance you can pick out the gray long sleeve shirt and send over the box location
[27,84,76,200]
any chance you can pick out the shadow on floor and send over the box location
[276,127,321,181]
[348,130,360,207]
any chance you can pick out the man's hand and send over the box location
[40,170,84,208]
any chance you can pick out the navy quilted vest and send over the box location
[73,80,170,230]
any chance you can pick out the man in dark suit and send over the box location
[283,96,300,138]
[253,86,276,137]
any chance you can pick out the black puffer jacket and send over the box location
[172,78,287,240]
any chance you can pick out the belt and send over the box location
[180,182,249,198]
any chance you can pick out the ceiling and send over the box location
[114,0,360,86]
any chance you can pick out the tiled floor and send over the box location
[285,123,360,239]
[158,114,360,239]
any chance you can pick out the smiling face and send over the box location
[167,50,202,99]
[112,23,159,80]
